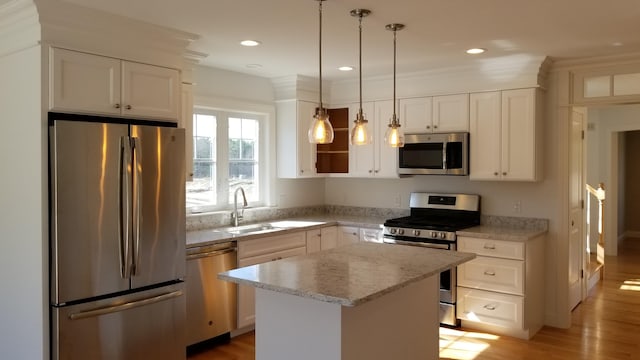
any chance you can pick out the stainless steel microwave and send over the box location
[398,132,469,175]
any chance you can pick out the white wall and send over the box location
[0,45,47,360]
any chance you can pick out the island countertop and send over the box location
[218,242,475,307]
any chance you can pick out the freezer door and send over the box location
[51,120,130,304]
[130,125,185,288]
[52,282,186,360]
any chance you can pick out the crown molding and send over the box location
[34,0,200,69]
[550,51,640,72]
[0,0,40,57]
[271,74,329,102]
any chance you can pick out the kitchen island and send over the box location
[219,242,475,360]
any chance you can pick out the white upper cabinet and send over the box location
[470,88,541,181]
[432,94,470,132]
[276,100,320,178]
[400,97,433,133]
[348,100,399,178]
[120,61,180,120]
[50,47,180,121]
[400,94,469,134]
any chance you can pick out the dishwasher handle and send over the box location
[187,247,237,260]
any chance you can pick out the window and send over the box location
[187,109,263,213]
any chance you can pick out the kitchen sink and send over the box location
[223,223,283,235]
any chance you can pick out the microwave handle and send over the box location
[442,141,447,170]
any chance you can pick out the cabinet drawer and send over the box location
[238,232,307,259]
[457,287,523,329]
[458,236,525,260]
[238,246,306,267]
[458,256,524,295]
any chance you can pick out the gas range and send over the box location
[382,192,480,327]
[383,193,480,244]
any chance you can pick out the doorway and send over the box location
[579,105,640,300]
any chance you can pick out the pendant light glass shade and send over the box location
[308,0,334,144]
[309,108,334,143]
[385,114,404,147]
[385,23,405,148]
[349,9,372,146]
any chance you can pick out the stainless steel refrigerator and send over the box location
[49,115,186,360]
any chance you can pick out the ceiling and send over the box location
[61,0,640,81]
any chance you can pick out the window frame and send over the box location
[187,105,270,214]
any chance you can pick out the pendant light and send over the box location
[384,23,405,148]
[308,0,334,144]
[349,9,372,146]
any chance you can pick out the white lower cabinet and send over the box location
[457,235,544,339]
[237,232,307,329]
[306,226,338,253]
[359,227,383,243]
[338,226,360,247]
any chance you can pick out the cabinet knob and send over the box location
[125,105,132,110]
[433,125,438,129]
[426,125,431,129]
[494,172,499,176]
[368,170,373,173]
[502,172,507,176]
[114,103,121,109]
[300,170,304,174]
[374,170,379,173]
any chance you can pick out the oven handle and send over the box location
[383,238,451,250]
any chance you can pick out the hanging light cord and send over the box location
[358,13,363,118]
[392,26,397,123]
[318,0,324,113]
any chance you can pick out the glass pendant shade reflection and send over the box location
[384,23,405,148]
[308,0,334,144]
[349,9,372,146]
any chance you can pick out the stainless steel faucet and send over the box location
[231,186,248,226]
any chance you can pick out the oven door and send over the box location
[383,236,459,326]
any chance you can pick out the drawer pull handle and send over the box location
[484,304,497,311]
[483,244,496,250]
[484,270,496,276]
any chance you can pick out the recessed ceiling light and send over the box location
[338,66,354,71]
[612,42,623,47]
[466,48,486,55]
[240,40,261,47]
[246,64,263,69]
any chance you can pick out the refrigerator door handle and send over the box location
[131,137,142,276]
[119,136,133,279]
[68,290,183,321]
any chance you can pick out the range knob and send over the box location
[439,232,447,239]
[389,228,397,234]
[431,231,438,238]
[398,229,405,235]
[413,230,421,236]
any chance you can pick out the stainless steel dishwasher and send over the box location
[186,241,237,346]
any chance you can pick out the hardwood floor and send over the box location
[188,238,640,359]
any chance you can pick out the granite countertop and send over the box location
[456,225,547,242]
[218,242,475,306]
[186,216,385,248]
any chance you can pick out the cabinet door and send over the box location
[237,246,307,328]
[469,92,501,180]
[297,100,320,177]
[50,48,121,116]
[400,97,433,133]
[338,226,360,247]
[359,228,383,243]
[181,83,194,182]
[501,88,536,180]
[320,226,338,250]
[306,229,321,254]
[348,102,376,177]
[121,61,180,121]
[432,94,469,132]
[374,100,399,178]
